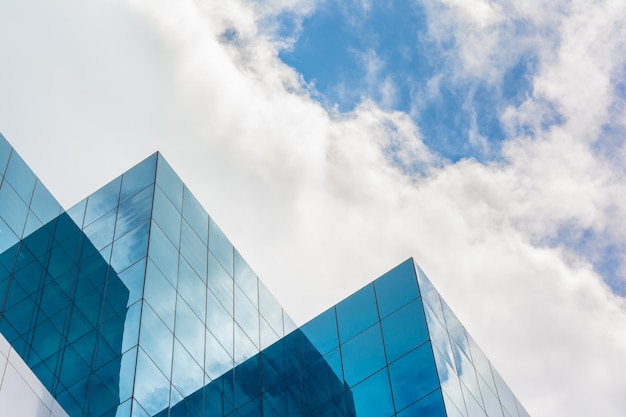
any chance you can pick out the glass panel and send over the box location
[492,368,520,417]
[336,284,378,343]
[351,368,394,417]
[118,259,146,307]
[115,186,153,240]
[340,323,386,386]
[234,323,257,365]
[381,299,428,363]
[388,342,439,411]
[234,285,259,349]
[120,154,156,203]
[148,222,179,283]
[206,288,234,358]
[144,260,177,330]
[374,259,419,318]
[396,388,447,417]
[139,302,173,377]
[83,208,117,251]
[259,317,279,350]
[172,338,204,397]
[0,217,19,253]
[209,218,233,276]
[30,180,61,225]
[175,296,205,365]
[182,186,208,245]
[205,328,233,380]
[414,262,445,321]
[0,182,28,236]
[234,250,258,308]
[461,381,487,417]
[207,253,233,314]
[134,347,171,415]
[0,133,10,174]
[110,222,149,272]
[300,307,339,357]
[178,258,206,321]
[4,151,36,204]
[153,186,181,246]
[84,177,121,227]
[259,283,283,337]
[180,220,207,279]
[66,199,87,228]
[156,155,183,211]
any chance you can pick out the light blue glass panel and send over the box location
[341,323,386,386]
[156,155,183,210]
[452,344,483,410]
[206,288,234,358]
[120,153,156,203]
[175,296,205,365]
[111,222,149,272]
[462,382,487,417]
[374,259,419,318]
[478,374,504,417]
[180,220,207,279]
[432,344,466,416]
[0,217,19,253]
[67,199,87,228]
[83,208,116,251]
[0,182,28,236]
[351,368,394,417]
[207,252,233,314]
[300,307,339,357]
[0,133,10,173]
[144,259,177,330]
[492,369,520,417]
[283,312,297,335]
[414,262,445,321]
[259,282,283,336]
[336,284,378,343]
[139,302,174,378]
[172,338,204,397]
[209,217,233,275]
[381,299,428,363]
[466,334,498,395]
[115,186,153,239]
[178,258,206,320]
[516,398,531,417]
[396,389,447,417]
[206,327,233,380]
[259,316,279,350]
[84,177,122,226]
[235,285,259,348]
[153,186,181,246]
[134,347,171,415]
[121,301,142,353]
[443,390,468,417]
[118,259,146,307]
[388,342,439,412]
[423,301,454,369]
[234,322,258,365]
[22,211,43,239]
[234,250,258,308]
[148,222,179,284]
[30,180,61,224]
[4,151,36,204]
[182,186,208,245]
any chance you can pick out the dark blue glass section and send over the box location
[396,388,447,417]
[388,342,440,412]
[300,307,339,358]
[0,182,28,237]
[351,369,394,417]
[336,283,378,343]
[341,324,386,385]
[381,299,429,363]
[374,259,419,318]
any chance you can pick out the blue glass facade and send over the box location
[0,132,530,417]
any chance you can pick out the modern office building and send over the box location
[0,133,530,417]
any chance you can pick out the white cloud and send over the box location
[1,1,626,417]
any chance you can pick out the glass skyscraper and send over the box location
[0,133,530,417]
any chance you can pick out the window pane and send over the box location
[351,369,394,417]
[209,218,233,276]
[156,155,183,211]
[388,342,439,411]
[381,299,428,363]
[336,284,378,343]
[120,153,156,202]
[374,259,419,318]
[340,324,386,386]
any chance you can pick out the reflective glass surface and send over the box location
[0,135,531,417]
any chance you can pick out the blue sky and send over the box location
[277,1,536,162]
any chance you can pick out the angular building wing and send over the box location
[0,133,529,417]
